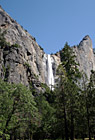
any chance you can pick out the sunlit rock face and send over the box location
[0,6,45,88]
[73,35,95,79]
[0,6,60,90]
[0,6,95,90]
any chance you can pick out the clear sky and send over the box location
[0,0,95,54]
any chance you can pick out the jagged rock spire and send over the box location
[74,35,95,78]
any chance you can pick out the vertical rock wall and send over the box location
[0,6,60,89]
[0,6,95,89]
[73,35,95,79]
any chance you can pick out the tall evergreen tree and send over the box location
[56,43,81,140]
[0,80,39,140]
[86,70,95,140]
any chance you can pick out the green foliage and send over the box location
[39,45,44,51]
[60,42,81,81]
[2,65,6,74]
[24,62,31,68]
[0,38,95,140]
[34,91,56,139]
[32,36,36,41]
[85,71,95,139]
[56,43,82,140]
[0,79,39,139]
[55,42,95,140]
[0,29,21,50]
[33,73,39,80]
[12,43,21,48]
[41,83,50,93]
[0,29,8,48]
[2,65,10,81]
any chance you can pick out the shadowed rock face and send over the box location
[0,6,95,89]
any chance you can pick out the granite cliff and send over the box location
[73,35,95,79]
[0,6,60,90]
[0,6,95,89]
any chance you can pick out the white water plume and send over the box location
[47,54,54,90]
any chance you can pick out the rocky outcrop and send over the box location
[73,35,95,79]
[0,6,59,90]
[0,6,95,90]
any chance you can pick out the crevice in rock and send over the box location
[27,51,31,56]
[4,66,10,82]
[2,46,10,81]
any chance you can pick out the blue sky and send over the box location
[0,0,95,54]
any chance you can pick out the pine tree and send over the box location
[0,79,39,140]
[56,43,81,140]
[86,70,95,140]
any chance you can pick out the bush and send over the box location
[39,45,44,51]
[24,62,31,68]
[12,43,21,48]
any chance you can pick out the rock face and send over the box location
[0,6,95,89]
[0,6,59,90]
[73,35,95,79]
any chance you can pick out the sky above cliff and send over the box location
[0,0,95,54]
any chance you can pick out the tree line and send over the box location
[0,41,95,140]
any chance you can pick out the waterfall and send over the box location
[47,54,54,90]
[43,54,55,90]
